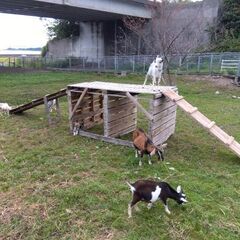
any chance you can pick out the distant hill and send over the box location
[6,47,41,51]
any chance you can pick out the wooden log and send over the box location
[126,92,153,121]
[70,88,88,120]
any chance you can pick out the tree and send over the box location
[46,19,80,40]
[123,0,205,84]
[209,0,240,51]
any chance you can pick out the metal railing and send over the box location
[1,52,240,76]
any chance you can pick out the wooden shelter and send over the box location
[67,82,177,147]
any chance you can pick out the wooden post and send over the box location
[43,96,51,125]
[70,88,88,120]
[55,98,61,121]
[67,90,73,131]
[103,92,109,137]
[126,92,153,121]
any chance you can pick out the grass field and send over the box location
[0,71,240,239]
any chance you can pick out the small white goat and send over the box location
[143,55,165,86]
[47,99,56,112]
[0,103,12,114]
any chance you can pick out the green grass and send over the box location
[0,71,240,239]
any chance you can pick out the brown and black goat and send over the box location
[126,179,187,218]
[132,128,166,166]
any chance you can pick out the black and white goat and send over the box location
[132,128,166,166]
[127,179,187,218]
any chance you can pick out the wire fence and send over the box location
[1,52,240,76]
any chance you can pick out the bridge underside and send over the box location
[0,0,151,21]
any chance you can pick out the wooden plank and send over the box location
[163,89,240,158]
[109,124,136,138]
[78,130,133,147]
[70,88,88,120]
[108,107,137,122]
[152,101,176,115]
[103,93,109,137]
[152,124,175,144]
[69,81,176,95]
[150,112,177,131]
[108,119,136,136]
[154,126,175,146]
[108,97,132,109]
[108,102,136,115]
[151,97,171,107]
[151,117,176,137]
[126,92,153,121]
[153,105,177,122]
[108,113,136,129]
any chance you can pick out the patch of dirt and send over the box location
[183,75,236,89]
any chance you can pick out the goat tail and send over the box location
[126,181,135,193]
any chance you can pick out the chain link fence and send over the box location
[1,52,240,76]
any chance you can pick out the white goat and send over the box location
[143,55,165,86]
[47,99,56,112]
[0,103,12,114]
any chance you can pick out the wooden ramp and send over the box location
[9,89,67,114]
[163,89,240,158]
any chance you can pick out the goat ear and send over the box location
[177,185,181,193]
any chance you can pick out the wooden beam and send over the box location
[78,130,133,148]
[126,92,153,121]
[70,88,88,120]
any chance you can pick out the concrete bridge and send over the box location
[0,0,151,58]
[0,0,151,21]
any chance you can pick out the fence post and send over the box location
[143,56,146,73]
[197,56,201,73]
[69,57,72,69]
[114,56,117,72]
[132,56,135,72]
[237,61,240,76]
[209,54,213,75]
[186,58,189,74]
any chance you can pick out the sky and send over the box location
[0,0,202,50]
[0,13,51,50]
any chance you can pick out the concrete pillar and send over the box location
[77,22,104,60]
